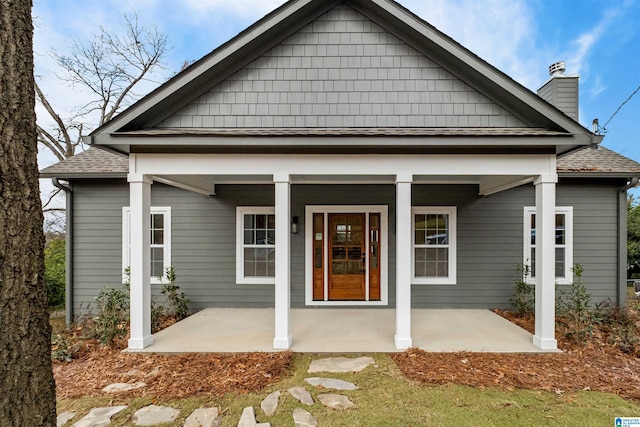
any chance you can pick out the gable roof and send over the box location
[41,145,640,180]
[86,0,601,155]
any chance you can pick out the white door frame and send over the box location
[304,205,388,306]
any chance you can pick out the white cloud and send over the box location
[396,0,548,90]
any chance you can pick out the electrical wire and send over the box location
[601,85,640,132]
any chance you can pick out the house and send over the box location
[41,0,640,352]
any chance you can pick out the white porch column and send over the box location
[533,174,558,350]
[395,174,413,349]
[273,174,292,349]
[128,173,153,350]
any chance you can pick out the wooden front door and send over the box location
[328,214,366,300]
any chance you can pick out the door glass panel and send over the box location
[333,247,346,260]
[332,261,347,274]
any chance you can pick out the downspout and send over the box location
[52,178,73,326]
[619,177,639,307]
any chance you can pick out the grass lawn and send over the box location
[57,352,640,427]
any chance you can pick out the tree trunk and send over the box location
[0,0,57,425]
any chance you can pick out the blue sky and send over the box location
[34,0,639,171]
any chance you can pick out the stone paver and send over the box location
[305,377,358,390]
[292,408,318,427]
[102,382,146,393]
[132,405,180,426]
[260,390,280,416]
[318,393,355,410]
[308,356,375,373]
[184,407,222,427]
[57,412,76,427]
[71,406,127,427]
[288,387,314,405]
[238,406,271,427]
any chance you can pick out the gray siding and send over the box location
[157,5,526,129]
[537,76,579,121]
[71,179,622,314]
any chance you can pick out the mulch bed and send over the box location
[54,348,292,400]
[392,310,640,401]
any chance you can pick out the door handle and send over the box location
[361,252,366,273]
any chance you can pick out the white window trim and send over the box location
[412,206,457,285]
[523,206,573,285]
[236,206,276,285]
[122,206,172,285]
[304,205,389,306]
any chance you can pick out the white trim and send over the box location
[122,206,171,285]
[236,206,276,285]
[133,153,557,177]
[411,206,457,285]
[304,205,389,306]
[523,206,573,285]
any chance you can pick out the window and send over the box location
[412,207,457,285]
[524,207,573,284]
[122,207,171,284]
[236,207,276,284]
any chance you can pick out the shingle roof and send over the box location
[39,147,128,178]
[40,145,640,178]
[557,146,640,175]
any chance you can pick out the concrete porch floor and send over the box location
[134,308,552,353]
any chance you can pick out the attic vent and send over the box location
[548,61,566,76]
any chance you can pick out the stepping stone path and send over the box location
[102,382,146,393]
[238,406,271,427]
[70,406,127,427]
[132,405,180,426]
[184,408,222,427]
[60,356,372,426]
[305,377,358,390]
[288,387,314,405]
[308,356,375,373]
[293,408,318,427]
[317,393,355,410]
[261,391,280,416]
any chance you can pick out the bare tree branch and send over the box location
[35,11,169,162]
[41,188,62,209]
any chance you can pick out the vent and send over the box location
[548,61,566,76]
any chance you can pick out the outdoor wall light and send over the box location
[291,216,299,234]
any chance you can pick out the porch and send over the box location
[131,308,552,353]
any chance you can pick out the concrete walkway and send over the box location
[132,308,550,353]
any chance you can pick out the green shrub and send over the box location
[510,263,534,315]
[162,267,189,320]
[556,264,593,344]
[92,287,129,346]
[44,237,65,307]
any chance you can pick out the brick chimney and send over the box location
[537,61,579,121]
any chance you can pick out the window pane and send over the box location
[556,214,565,245]
[530,214,536,245]
[150,247,164,277]
[267,214,275,229]
[244,214,254,229]
[530,248,536,278]
[152,213,163,229]
[414,247,448,277]
[152,229,163,245]
[244,247,274,277]
[244,230,254,245]
[255,214,266,229]
[415,229,426,245]
[556,247,566,278]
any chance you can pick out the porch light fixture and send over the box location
[291,216,299,234]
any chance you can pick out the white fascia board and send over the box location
[153,176,216,196]
[133,153,557,177]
